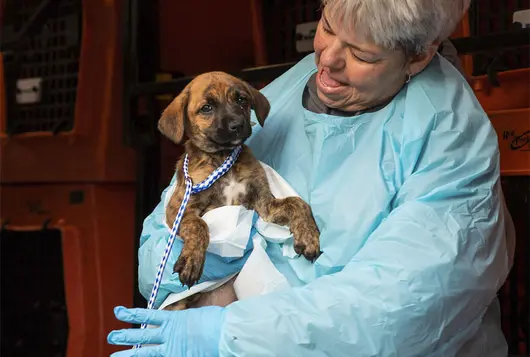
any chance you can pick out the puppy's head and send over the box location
[158,71,270,153]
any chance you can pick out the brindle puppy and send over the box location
[158,71,320,308]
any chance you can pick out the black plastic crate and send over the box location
[1,0,82,134]
[0,228,69,357]
[468,0,530,76]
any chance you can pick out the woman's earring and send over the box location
[405,73,412,83]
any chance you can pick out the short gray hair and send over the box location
[321,0,471,55]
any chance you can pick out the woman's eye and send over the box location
[352,53,375,64]
[322,26,333,35]
[200,104,213,113]
[354,55,368,63]
[237,95,249,106]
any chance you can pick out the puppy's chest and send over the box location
[217,173,249,206]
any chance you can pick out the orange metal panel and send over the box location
[250,0,268,66]
[472,68,530,112]
[0,183,136,357]
[488,108,530,176]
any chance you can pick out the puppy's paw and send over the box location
[173,250,205,288]
[292,223,321,262]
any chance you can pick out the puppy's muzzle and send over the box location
[215,115,251,144]
[228,118,245,135]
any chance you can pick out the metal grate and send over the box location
[1,0,82,134]
[0,228,69,357]
[468,0,530,76]
[500,176,530,356]
[262,0,322,65]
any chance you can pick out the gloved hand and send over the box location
[107,305,226,357]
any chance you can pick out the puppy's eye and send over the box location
[200,104,213,113]
[236,95,249,107]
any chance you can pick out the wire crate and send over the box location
[1,0,82,134]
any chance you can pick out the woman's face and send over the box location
[313,10,433,112]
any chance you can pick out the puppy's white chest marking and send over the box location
[223,178,247,205]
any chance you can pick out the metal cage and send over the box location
[1,0,82,135]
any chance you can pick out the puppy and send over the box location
[158,71,320,309]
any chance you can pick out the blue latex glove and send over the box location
[107,306,225,357]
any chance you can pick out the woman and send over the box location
[108,0,515,356]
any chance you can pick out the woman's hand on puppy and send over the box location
[107,305,225,357]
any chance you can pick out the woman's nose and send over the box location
[319,39,346,71]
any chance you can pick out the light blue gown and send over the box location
[139,53,515,357]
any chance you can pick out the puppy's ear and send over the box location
[244,83,270,127]
[158,90,189,144]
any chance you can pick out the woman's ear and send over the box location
[406,43,440,78]
[158,90,189,144]
[245,83,270,127]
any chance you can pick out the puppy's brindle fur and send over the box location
[158,71,320,310]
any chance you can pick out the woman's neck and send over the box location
[302,73,392,116]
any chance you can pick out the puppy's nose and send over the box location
[228,121,244,133]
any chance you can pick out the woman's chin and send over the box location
[316,88,350,109]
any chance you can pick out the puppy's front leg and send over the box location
[173,211,209,288]
[254,195,321,262]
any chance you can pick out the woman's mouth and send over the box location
[317,69,347,94]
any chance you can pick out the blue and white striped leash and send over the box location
[134,145,243,349]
